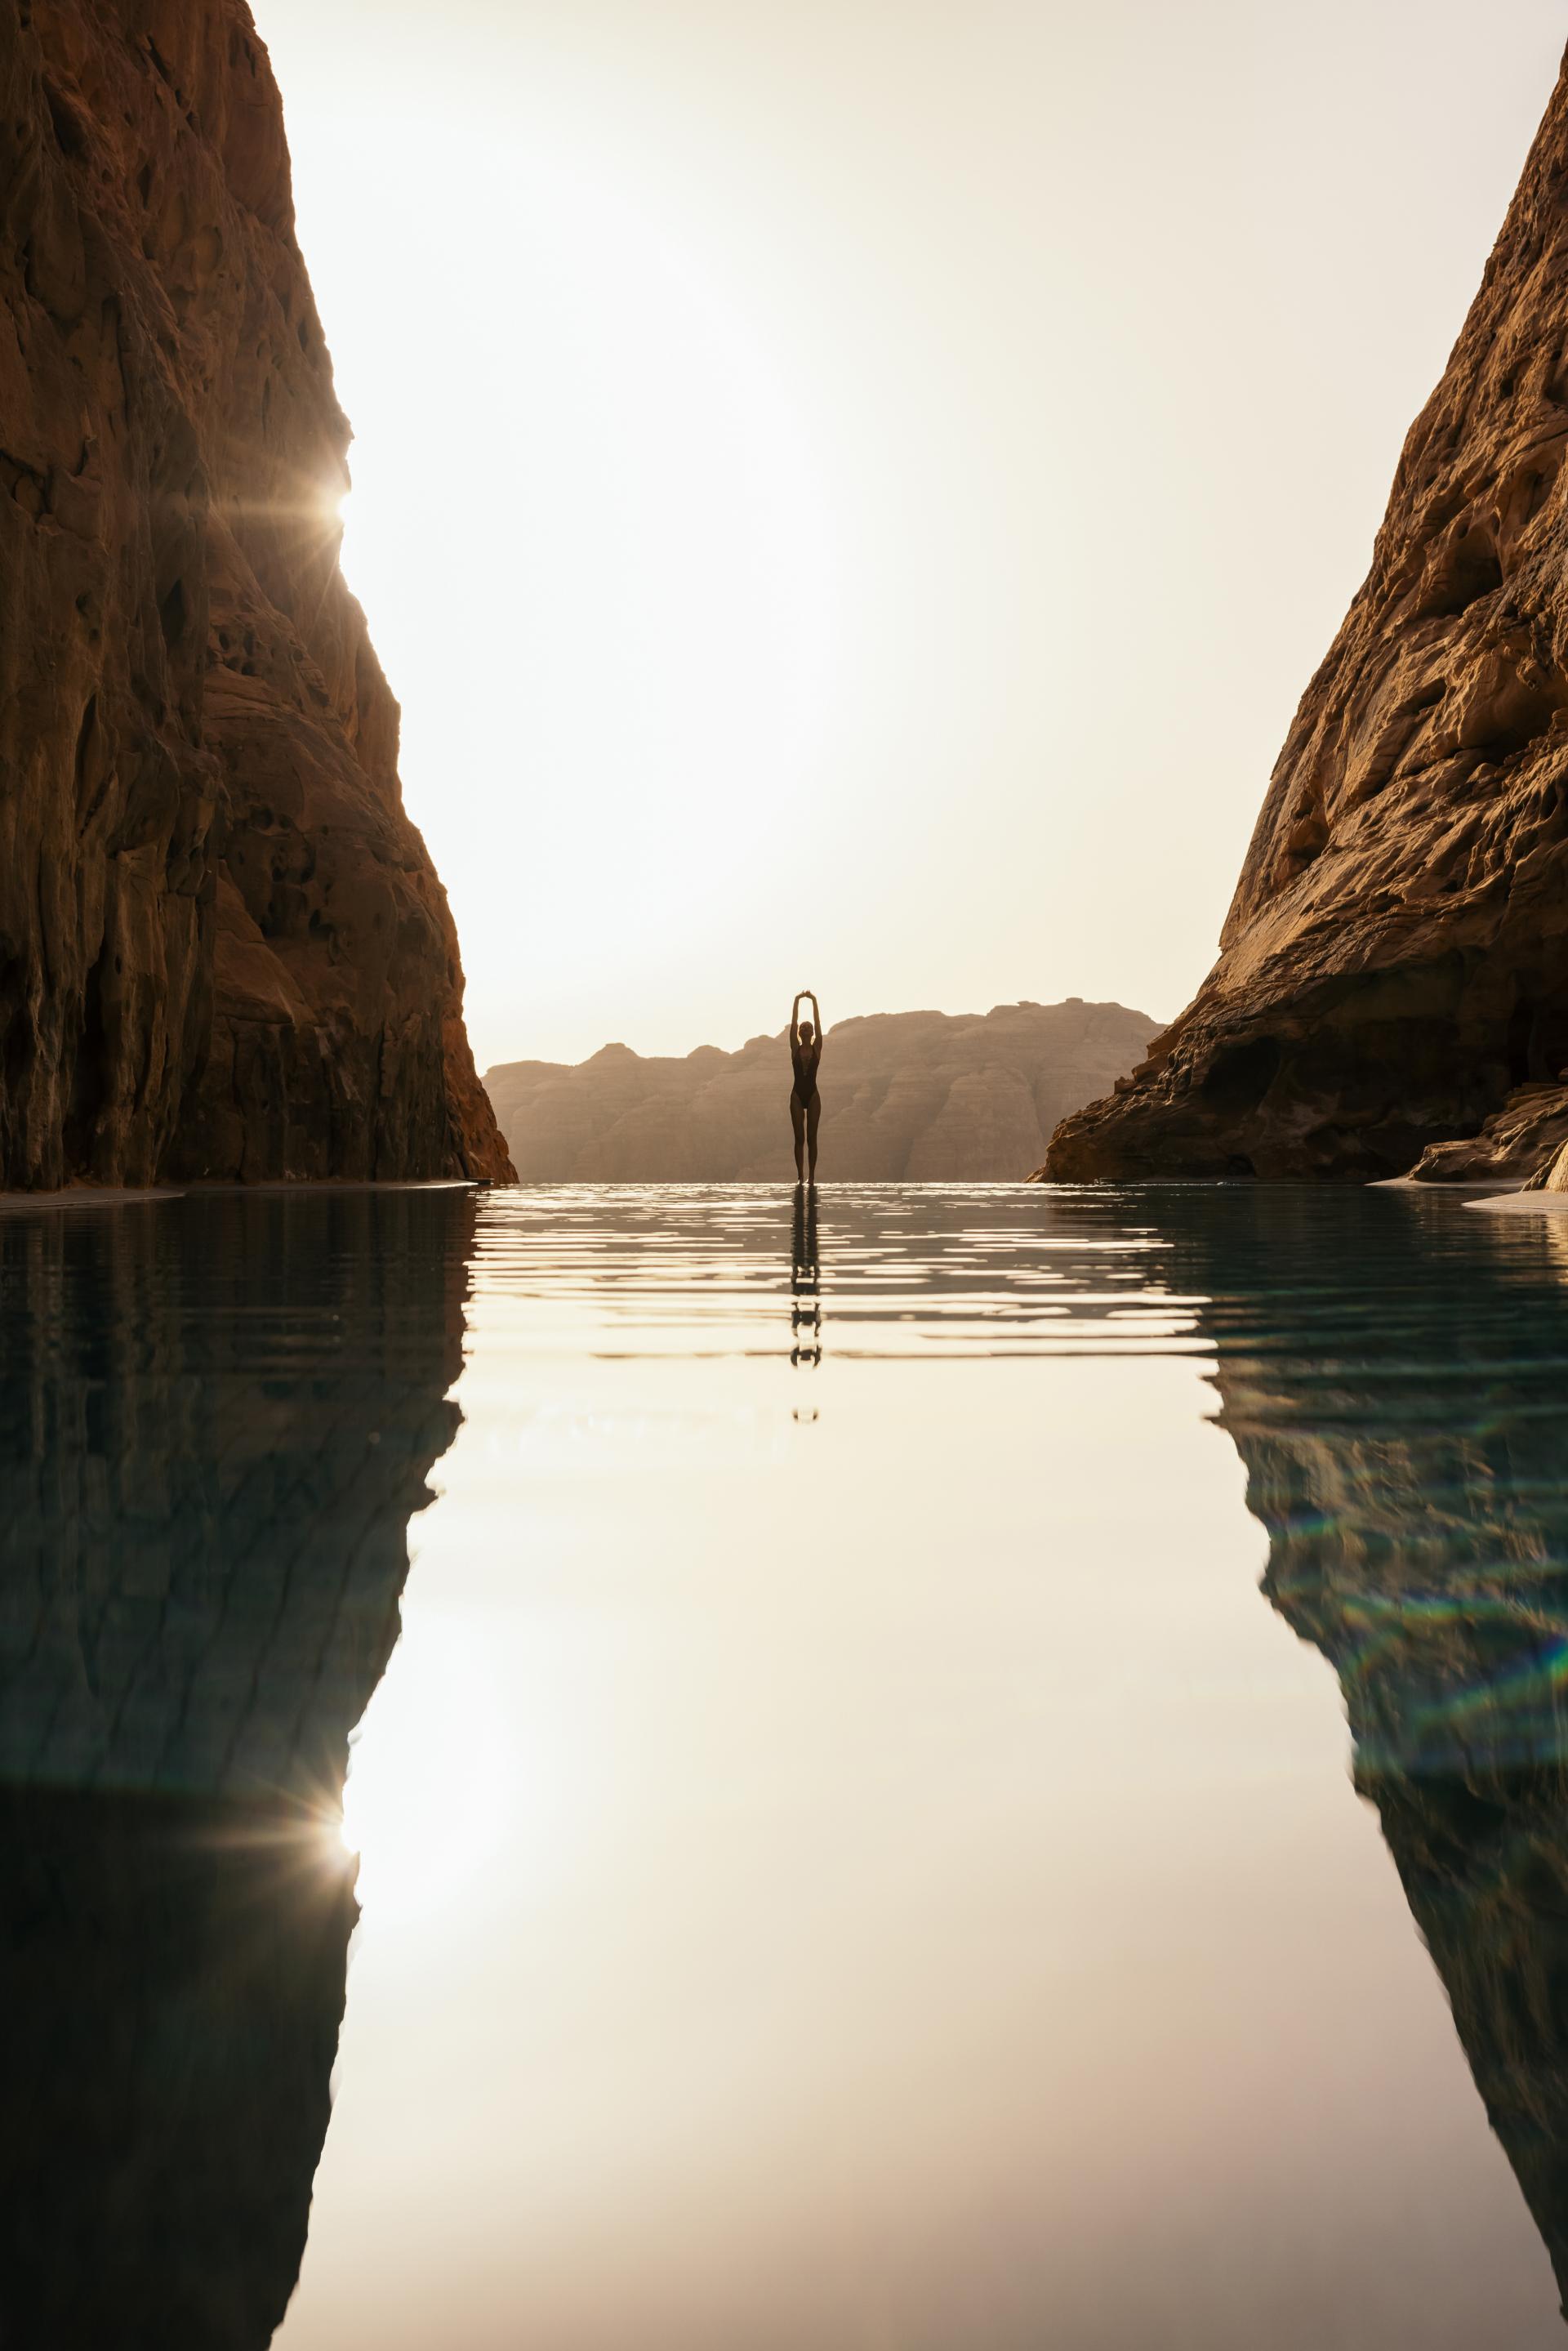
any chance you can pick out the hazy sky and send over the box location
[254,0,1564,1072]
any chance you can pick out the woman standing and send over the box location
[790,990,823,1185]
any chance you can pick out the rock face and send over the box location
[1409,1080,1568,1182]
[1531,1134,1568,1190]
[1048,47,1568,1183]
[0,1,512,1185]
[0,1187,473,2344]
[486,999,1156,1181]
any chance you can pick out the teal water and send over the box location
[5,1182,1568,2345]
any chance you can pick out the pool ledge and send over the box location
[0,1179,486,1215]
[1466,1189,1568,1216]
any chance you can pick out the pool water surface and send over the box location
[4,1182,1568,2347]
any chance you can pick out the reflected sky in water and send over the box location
[467,1182,1202,1355]
[7,1183,1568,2346]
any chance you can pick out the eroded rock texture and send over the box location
[1410,1079,1568,1182]
[0,1,512,1185]
[0,1187,473,2344]
[488,999,1154,1181]
[1048,48,1568,1182]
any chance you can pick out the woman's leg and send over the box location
[790,1093,806,1182]
[806,1091,821,1183]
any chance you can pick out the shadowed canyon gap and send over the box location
[1048,44,1568,1183]
[488,1001,1154,1182]
[0,0,511,1186]
[0,1188,474,2344]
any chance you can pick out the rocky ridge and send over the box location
[0,0,512,1184]
[1047,46,1568,1183]
[487,999,1155,1181]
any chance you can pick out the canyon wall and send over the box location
[0,0,512,1185]
[488,999,1154,1181]
[0,1187,473,2344]
[1049,47,1568,1181]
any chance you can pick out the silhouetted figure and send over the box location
[790,989,823,1184]
[791,1180,822,1370]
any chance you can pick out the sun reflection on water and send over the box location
[337,1608,519,1923]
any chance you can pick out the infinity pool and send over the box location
[5,1182,1567,2346]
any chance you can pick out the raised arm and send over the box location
[791,991,804,1051]
[807,993,822,1052]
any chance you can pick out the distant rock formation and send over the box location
[0,1187,472,2344]
[0,2,512,1185]
[486,1000,1156,1181]
[1048,47,1568,1183]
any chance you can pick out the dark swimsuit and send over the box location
[791,1046,820,1104]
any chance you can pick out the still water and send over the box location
[5,1180,1568,2346]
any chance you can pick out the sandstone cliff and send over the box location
[0,1186,472,2344]
[1410,1079,1568,1181]
[1048,47,1568,1182]
[487,999,1154,1181]
[0,1,512,1184]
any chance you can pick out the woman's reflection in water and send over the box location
[791,1185,822,1408]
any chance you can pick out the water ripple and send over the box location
[469,1184,1202,1359]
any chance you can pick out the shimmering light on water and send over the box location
[7,1182,1568,2347]
[275,1184,1568,2349]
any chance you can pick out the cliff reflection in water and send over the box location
[1156,1189,1568,2321]
[0,1189,473,2349]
